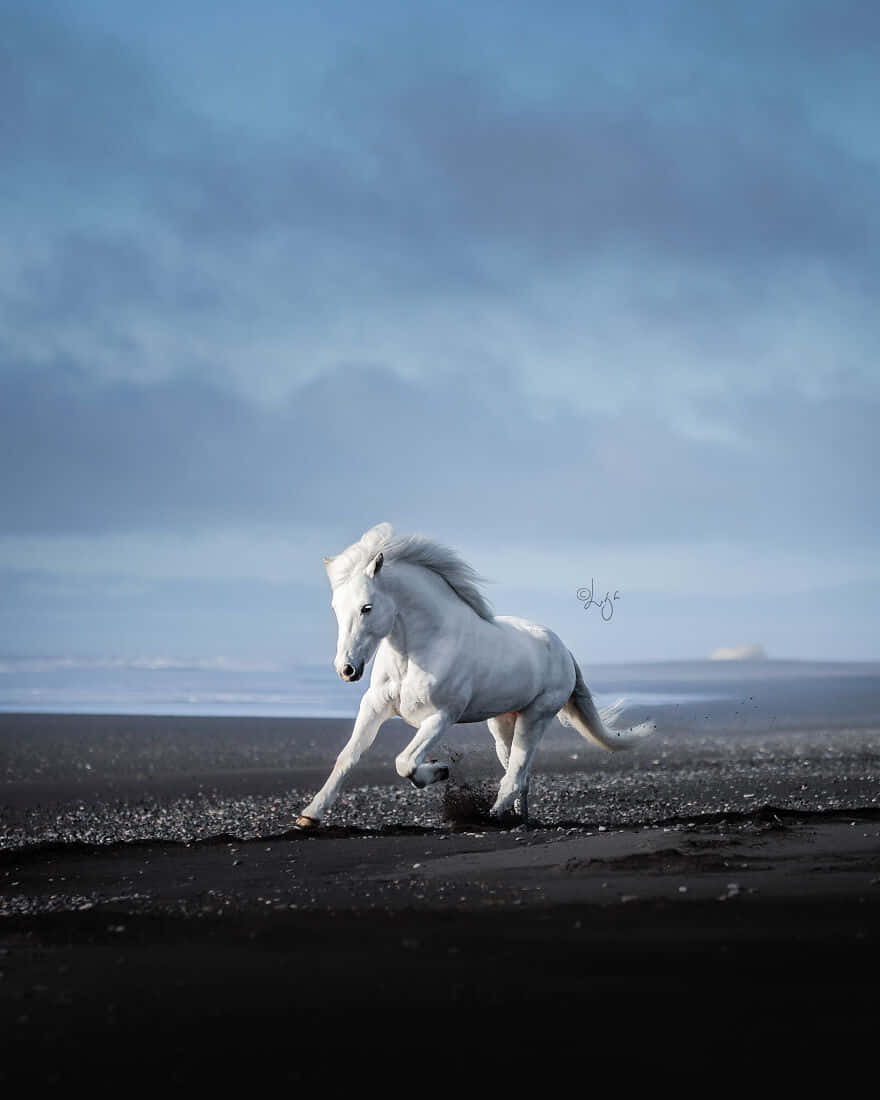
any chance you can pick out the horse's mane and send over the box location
[325,525,494,621]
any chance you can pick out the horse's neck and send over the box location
[385,563,467,656]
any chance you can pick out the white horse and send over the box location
[296,523,652,830]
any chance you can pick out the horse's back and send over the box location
[492,614,571,660]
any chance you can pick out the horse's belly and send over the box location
[459,698,530,724]
[395,679,529,727]
[457,704,518,725]
[459,679,540,724]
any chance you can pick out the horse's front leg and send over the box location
[395,711,456,788]
[297,691,392,828]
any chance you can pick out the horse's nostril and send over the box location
[342,664,355,678]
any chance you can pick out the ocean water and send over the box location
[0,655,741,719]
[3,655,879,723]
[0,657,359,718]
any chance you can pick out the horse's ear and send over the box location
[323,555,335,570]
[365,551,384,578]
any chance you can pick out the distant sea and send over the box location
[2,655,877,720]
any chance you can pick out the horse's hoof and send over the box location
[294,815,320,831]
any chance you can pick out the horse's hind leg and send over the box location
[487,712,516,771]
[489,707,553,824]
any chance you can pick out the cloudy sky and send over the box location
[2,0,878,665]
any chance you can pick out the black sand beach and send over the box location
[2,672,880,1085]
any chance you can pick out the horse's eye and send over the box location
[361,604,372,614]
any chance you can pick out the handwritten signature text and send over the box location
[576,581,620,621]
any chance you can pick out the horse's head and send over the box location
[324,524,396,682]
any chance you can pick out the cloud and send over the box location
[2,2,878,410]
[2,361,877,556]
[0,7,177,209]
[374,71,876,276]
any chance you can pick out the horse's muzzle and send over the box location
[340,661,364,682]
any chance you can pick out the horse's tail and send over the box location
[558,652,655,751]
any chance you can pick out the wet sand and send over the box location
[2,707,880,1084]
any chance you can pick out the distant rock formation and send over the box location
[710,643,767,661]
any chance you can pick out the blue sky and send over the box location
[1,0,878,663]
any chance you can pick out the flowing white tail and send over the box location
[557,653,655,751]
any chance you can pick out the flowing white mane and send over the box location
[325,524,494,621]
